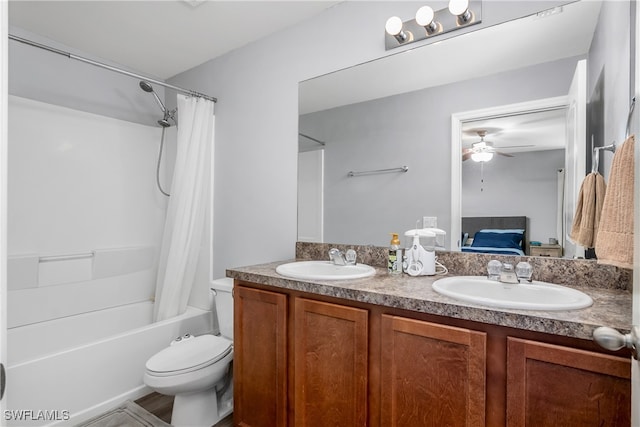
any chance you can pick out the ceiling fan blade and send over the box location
[462,152,472,161]
[496,151,514,157]
[498,144,535,149]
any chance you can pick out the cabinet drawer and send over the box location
[530,246,562,257]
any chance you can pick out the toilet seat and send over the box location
[146,335,232,377]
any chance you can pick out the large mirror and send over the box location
[298,0,632,259]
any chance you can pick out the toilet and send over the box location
[144,278,234,427]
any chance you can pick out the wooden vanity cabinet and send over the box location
[233,281,631,427]
[380,315,487,427]
[294,298,369,427]
[506,337,631,426]
[234,286,288,427]
[234,286,371,427]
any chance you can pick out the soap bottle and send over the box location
[388,233,402,274]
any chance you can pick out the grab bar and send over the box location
[348,166,409,177]
[39,251,95,263]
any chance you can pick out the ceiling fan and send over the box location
[462,130,515,162]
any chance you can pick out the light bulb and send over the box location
[415,6,435,26]
[448,0,469,16]
[471,152,493,162]
[385,16,403,36]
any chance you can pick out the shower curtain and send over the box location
[154,94,215,321]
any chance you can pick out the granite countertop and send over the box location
[227,260,632,341]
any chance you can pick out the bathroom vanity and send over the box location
[228,258,632,427]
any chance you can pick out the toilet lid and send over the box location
[146,335,232,375]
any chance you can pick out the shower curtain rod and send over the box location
[8,34,218,103]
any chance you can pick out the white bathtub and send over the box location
[5,302,213,426]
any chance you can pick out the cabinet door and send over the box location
[507,337,631,426]
[234,286,288,427]
[380,315,487,427]
[294,298,368,427]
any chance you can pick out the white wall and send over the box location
[8,96,169,254]
[168,1,570,277]
[7,96,169,325]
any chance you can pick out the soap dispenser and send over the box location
[388,233,402,274]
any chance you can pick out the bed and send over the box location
[461,216,529,256]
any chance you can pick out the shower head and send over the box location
[139,81,154,93]
[158,118,172,128]
[139,80,168,114]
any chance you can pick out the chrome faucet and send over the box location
[329,248,357,266]
[488,260,533,284]
[515,261,533,283]
[499,263,518,284]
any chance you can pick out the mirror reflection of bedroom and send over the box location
[460,110,566,258]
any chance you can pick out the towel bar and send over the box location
[625,97,635,139]
[298,133,326,146]
[592,97,636,173]
[348,166,409,177]
[591,140,615,174]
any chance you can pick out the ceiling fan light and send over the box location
[471,151,493,162]
[473,141,487,149]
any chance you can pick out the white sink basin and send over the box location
[276,261,376,281]
[432,276,593,311]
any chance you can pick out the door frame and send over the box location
[631,0,640,422]
[0,0,8,413]
[450,95,569,252]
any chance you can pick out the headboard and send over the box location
[462,216,529,255]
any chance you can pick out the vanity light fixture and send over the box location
[385,0,482,50]
[415,6,440,35]
[385,16,410,43]
[449,0,473,25]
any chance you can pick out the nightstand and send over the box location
[529,244,562,257]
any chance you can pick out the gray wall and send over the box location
[462,149,565,243]
[8,27,165,127]
[168,1,574,277]
[587,0,632,178]
[299,57,579,247]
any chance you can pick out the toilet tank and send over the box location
[211,278,234,340]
